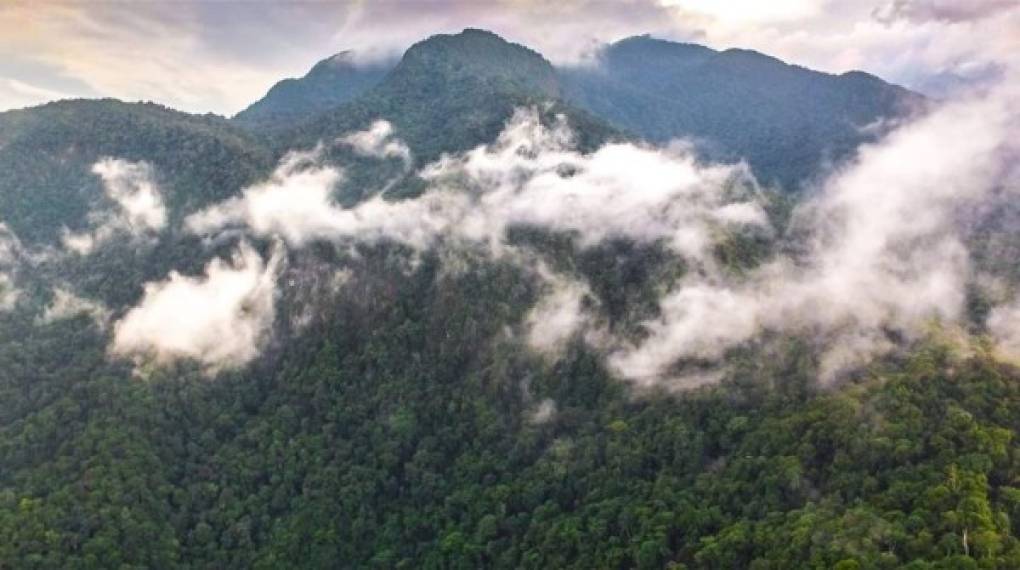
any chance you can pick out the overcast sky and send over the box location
[1,0,1017,116]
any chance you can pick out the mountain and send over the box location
[3,28,1020,570]
[560,35,924,189]
[232,52,394,131]
[386,27,560,100]
[279,29,606,160]
[0,99,271,245]
[248,31,921,191]
[275,28,617,201]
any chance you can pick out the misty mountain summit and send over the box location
[273,28,614,170]
[235,28,919,189]
[390,28,561,100]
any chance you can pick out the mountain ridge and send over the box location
[270,28,617,188]
[0,28,925,247]
[232,51,395,131]
[233,29,920,189]
[559,34,923,189]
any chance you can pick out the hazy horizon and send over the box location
[1,0,1017,115]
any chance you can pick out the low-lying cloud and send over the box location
[419,111,767,260]
[610,83,1019,386]
[525,266,594,354]
[63,158,167,255]
[110,241,282,373]
[988,299,1020,360]
[0,223,23,311]
[338,120,412,164]
[0,273,17,312]
[39,287,111,328]
[181,89,1019,388]
[183,111,767,376]
[189,109,766,261]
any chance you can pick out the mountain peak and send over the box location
[560,34,922,189]
[307,50,357,74]
[392,28,560,99]
[611,34,715,53]
[232,51,394,130]
[599,35,717,70]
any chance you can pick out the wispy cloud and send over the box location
[0,222,23,311]
[0,1,351,113]
[0,272,16,311]
[338,120,412,164]
[106,75,1020,385]
[188,110,765,261]
[525,266,594,354]
[610,82,1020,386]
[110,241,283,373]
[39,287,110,328]
[62,158,167,255]
[872,0,1018,24]
[184,109,767,377]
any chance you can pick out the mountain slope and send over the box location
[0,99,272,245]
[560,35,924,189]
[278,29,614,167]
[262,31,922,191]
[3,28,1020,570]
[232,52,394,132]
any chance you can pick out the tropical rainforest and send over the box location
[2,28,1020,570]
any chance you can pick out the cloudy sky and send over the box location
[1,0,1017,115]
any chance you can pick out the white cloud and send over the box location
[872,0,1018,24]
[93,159,167,231]
[525,268,593,354]
[529,398,557,424]
[185,109,769,381]
[609,283,760,384]
[185,142,455,249]
[0,222,21,265]
[0,222,22,311]
[185,108,773,384]
[38,288,110,328]
[187,90,1020,387]
[189,109,765,262]
[988,299,1020,359]
[662,0,821,24]
[338,120,411,164]
[420,110,766,259]
[63,158,167,255]
[110,241,283,373]
[610,83,1020,385]
[0,273,17,311]
[60,229,99,256]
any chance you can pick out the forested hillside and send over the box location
[559,35,924,189]
[233,52,394,132]
[274,30,612,166]
[1,28,1019,570]
[232,30,919,191]
[0,99,272,244]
